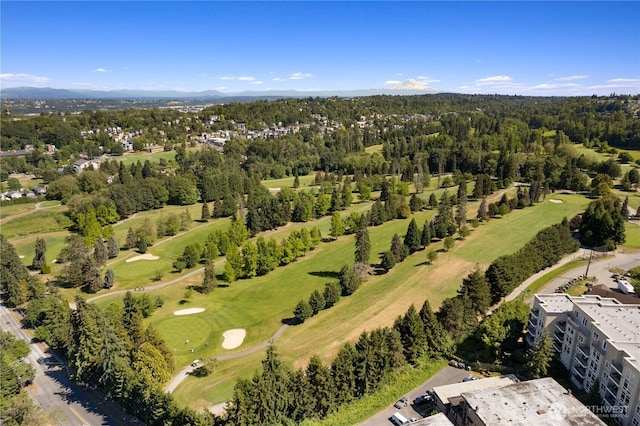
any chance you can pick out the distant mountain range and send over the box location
[0,86,439,100]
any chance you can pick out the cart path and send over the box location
[164,323,289,393]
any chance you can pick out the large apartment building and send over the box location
[527,294,640,426]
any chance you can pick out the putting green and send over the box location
[154,315,216,356]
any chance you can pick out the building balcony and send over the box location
[530,309,540,319]
[574,355,588,369]
[606,381,619,397]
[576,345,590,359]
[572,364,587,379]
[528,317,538,328]
[555,321,566,333]
[526,332,536,347]
[603,392,616,408]
[610,362,623,377]
[553,330,565,343]
[552,340,562,353]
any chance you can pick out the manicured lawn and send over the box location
[455,194,589,265]
[624,222,640,249]
[521,259,587,298]
[260,173,316,189]
[169,193,591,408]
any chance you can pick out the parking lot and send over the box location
[357,366,470,425]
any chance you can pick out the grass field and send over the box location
[113,146,200,166]
[166,193,589,407]
[260,172,316,189]
[0,206,70,238]
[0,202,39,219]
[364,144,383,154]
[625,221,640,249]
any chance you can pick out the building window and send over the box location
[582,317,588,326]
[605,361,610,369]
[593,332,599,341]
[579,335,584,343]
[602,341,607,350]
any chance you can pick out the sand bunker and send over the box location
[549,199,564,204]
[126,253,160,263]
[222,329,246,349]
[173,308,205,316]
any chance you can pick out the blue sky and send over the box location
[2,1,639,95]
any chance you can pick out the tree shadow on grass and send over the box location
[308,270,340,279]
[281,317,302,326]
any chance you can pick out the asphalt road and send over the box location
[0,303,137,426]
[357,366,470,426]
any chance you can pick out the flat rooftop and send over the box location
[413,412,454,425]
[431,375,518,405]
[535,293,576,313]
[461,377,605,426]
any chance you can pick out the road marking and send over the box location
[69,405,90,425]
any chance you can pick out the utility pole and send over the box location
[585,249,594,278]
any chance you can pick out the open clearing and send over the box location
[222,329,246,349]
[126,253,160,263]
[174,308,205,316]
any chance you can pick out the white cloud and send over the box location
[555,75,589,81]
[237,76,256,81]
[0,73,50,83]
[93,68,110,73]
[607,78,640,84]
[416,76,440,83]
[530,83,580,90]
[273,72,313,82]
[250,80,263,85]
[384,80,401,85]
[219,76,235,80]
[289,72,313,80]
[387,79,428,90]
[475,75,513,85]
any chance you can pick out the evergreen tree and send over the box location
[31,237,47,271]
[310,226,322,248]
[93,238,107,265]
[330,212,345,239]
[394,304,428,364]
[122,291,143,347]
[456,180,468,230]
[354,225,371,264]
[293,175,300,189]
[200,260,217,294]
[306,355,335,417]
[585,379,604,407]
[331,342,357,405]
[380,251,396,271]
[107,235,119,259]
[443,236,455,251]
[309,290,326,315]
[404,218,421,253]
[200,202,211,221]
[409,194,423,213]
[294,299,313,323]
[390,233,408,263]
[323,281,341,308]
[103,268,115,289]
[428,192,438,209]
[526,332,554,378]
[459,268,491,316]
[419,300,452,357]
[477,197,488,222]
[421,221,431,247]
[341,182,352,208]
[226,244,243,280]
[621,196,630,221]
[339,264,360,296]
[83,260,103,293]
[125,226,137,250]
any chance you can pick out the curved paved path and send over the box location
[164,324,289,393]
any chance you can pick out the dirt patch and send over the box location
[209,403,227,416]
[126,253,160,263]
[173,308,205,316]
[549,199,564,204]
[222,329,246,349]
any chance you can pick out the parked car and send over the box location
[414,394,433,404]
[191,359,202,368]
[462,376,478,382]
[394,396,409,409]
